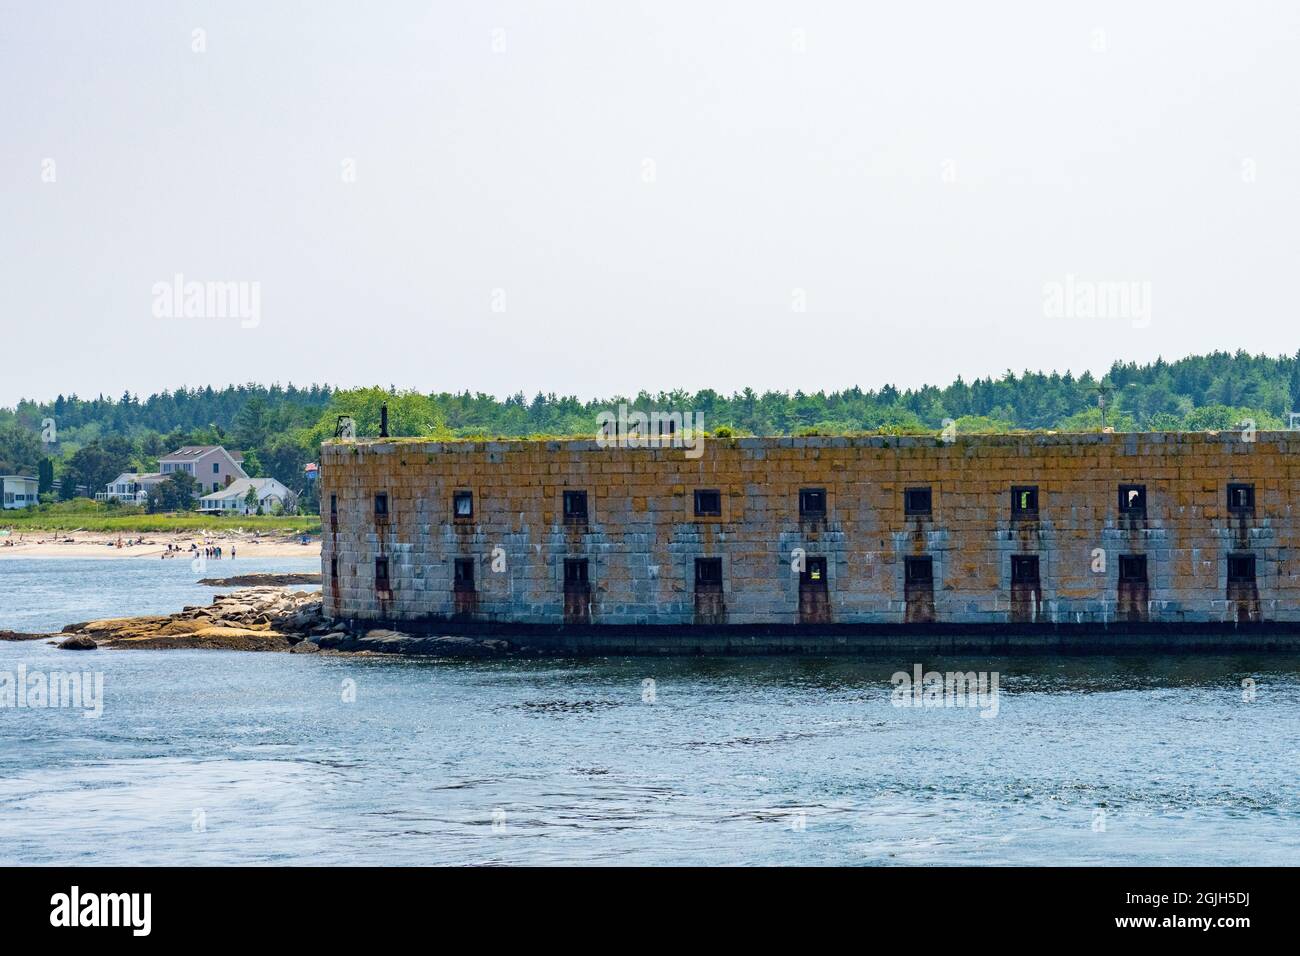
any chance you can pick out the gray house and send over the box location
[100,445,249,503]
[158,446,249,496]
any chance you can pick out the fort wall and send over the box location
[319,433,1300,638]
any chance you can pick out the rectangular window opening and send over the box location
[693,489,722,517]
[694,557,723,588]
[1227,483,1255,515]
[453,490,474,518]
[1010,554,1040,585]
[374,492,388,518]
[799,556,828,586]
[1011,485,1039,519]
[453,557,475,590]
[904,555,934,585]
[563,558,589,586]
[904,487,933,517]
[1227,553,1256,583]
[1118,484,1146,516]
[799,488,827,518]
[563,490,589,523]
[374,557,390,592]
[1118,554,1147,583]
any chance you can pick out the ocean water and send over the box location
[1,559,1298,865]
[0,557,321,634]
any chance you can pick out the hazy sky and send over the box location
[2,1,1298,407]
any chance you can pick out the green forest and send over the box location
[2,350,1298,510]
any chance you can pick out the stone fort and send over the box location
[318,432,1300,647]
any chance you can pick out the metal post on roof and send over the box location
[1096,383,1112,427]
[380,403,389,438]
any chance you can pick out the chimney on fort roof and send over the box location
[380,403,389,438]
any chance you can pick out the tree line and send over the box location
[2,350,1298,508]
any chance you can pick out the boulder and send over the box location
[210,603,256,619]
[58,635,97,650]
[288,608,323,631]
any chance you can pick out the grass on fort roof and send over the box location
[323,424,1159,445]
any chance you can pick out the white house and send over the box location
[99,445,249,503]
[199,478,295,515]
[2,476,40,509]
[97,471,165,504]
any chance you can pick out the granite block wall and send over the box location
[319,432,1300,628]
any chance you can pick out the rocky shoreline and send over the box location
[196,572,322,586]
[4,587,510,658]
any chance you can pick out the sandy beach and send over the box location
[0,529,321,560]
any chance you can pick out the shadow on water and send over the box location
[416,651,1300,696]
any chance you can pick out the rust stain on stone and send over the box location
[1009,582,1041,623]
[1227,581,1260,624]
[564,583,591,625]
[904,581,935,623]
[694,586,726,625]
[453,584,478,618]
[1117,581,1148,622]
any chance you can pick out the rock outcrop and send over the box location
[58,588,319,652]
[54,588,512,658]
[0,630,52,642]
[197,573,322,587]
